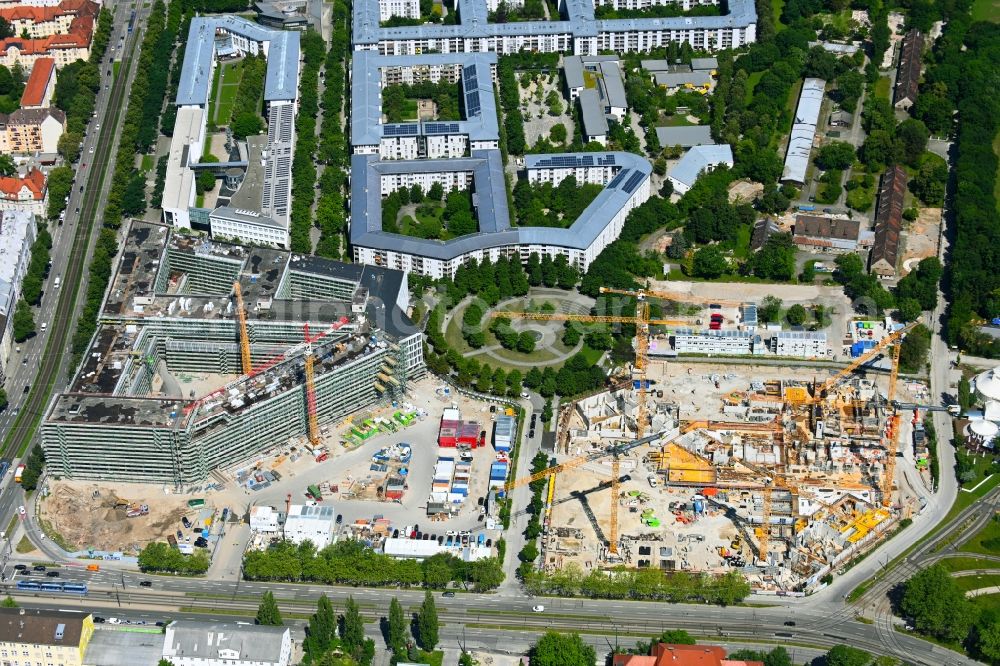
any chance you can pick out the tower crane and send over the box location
[233,280,253,375]
[504,422,705,554]
[882,338,903,507]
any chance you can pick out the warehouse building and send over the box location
[41,221,423,485]
[781,78,825,185]
[163,622,292,666]
[793,214,872,253]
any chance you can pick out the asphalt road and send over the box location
[0,0,151,545]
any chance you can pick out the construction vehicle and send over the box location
[307,484,323,501]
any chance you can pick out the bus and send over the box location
[128,10,136,32]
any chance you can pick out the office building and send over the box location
[162,16,300,247]
[672,329,753,355]
[41,220,424,485]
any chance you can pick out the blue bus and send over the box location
[128,10,136,32]
[63,583,88,595]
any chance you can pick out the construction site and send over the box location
[500,287,927,592]
[40,220,425,486]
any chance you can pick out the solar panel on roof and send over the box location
[622,171,645,194]
[383,123,419,136]
[423,122,460,134]
[607,169,629,188]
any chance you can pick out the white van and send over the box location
[54,276,61,289]
[41,322,47,331]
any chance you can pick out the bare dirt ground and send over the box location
[728,179,764,204]
[39,481,203,553]
[901,207,942,274]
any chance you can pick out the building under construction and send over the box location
[538,325,913,590]
[41,221,424,485]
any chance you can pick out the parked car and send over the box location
[33,565,46,572]
[139,581,152,587]
[46,571,60,578]
[443,591,456,598]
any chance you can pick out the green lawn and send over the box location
[772,0,786,31]
[972,593,1000,613]
[141,154,154,172]
[206,65,222,127]
[745,71,764,104]
[577,344,604,366]
[940,557,1000,573]
[972,0,1000,22]
[874,76,891,102]
[953,574,1000,592]
[657,114,698,128]
[112,60,120,82]
[222,61,244,85]
[960,516,1000,556]
[207,61,243,126]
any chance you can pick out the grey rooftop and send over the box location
[176,16,299,107]
[350,151,651,260]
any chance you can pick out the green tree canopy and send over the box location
[416,590,439,650]
[255,590,283,626]
[901,563,975,643]
[691,245,728,278]
[530,631,596,666]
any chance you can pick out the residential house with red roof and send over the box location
[613,643,765,666]
[0,167,47,215]
[21,55,55,108]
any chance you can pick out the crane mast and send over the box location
[233,281,252,375]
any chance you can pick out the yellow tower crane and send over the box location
[233,281,252,375]
[304,354,320,446]
[882,339,903,507]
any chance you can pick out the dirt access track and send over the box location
[39,480,206,554]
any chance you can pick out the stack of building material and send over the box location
[458,421,481,447]
[385,476,406,501]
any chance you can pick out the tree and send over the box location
[12,299,34,342]
[0,596,16,608]
[58,131,83,164]
[728,647,792,666]
[416,590,439,650]
[785,304,807,326]
[388,597,406,652]
[550,123,567,143]
[459,653,475,666]
[759,295,782,323]
[824,645,871,666]
[428,182,444,200]
[896,119,930,166]
[530,631,596,666]
[341,596,365,657]
[896,298,922,323]
[814,141,856,170]
[899,324,931,374]
[0,153,15,176]
[232,111,264,138]
[516,331,536,353]
[545,90,563,116]
[304,594,337,660]
[691,245,728,279]
[958,376,973,411]
[752,233,796,281]
[901,564,975,643]
[255,590,283,626]
[157,661,175,666]
[0,387,7,413]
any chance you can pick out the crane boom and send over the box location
[233,281,252,375]
[488,311,688,326]
[305,354,320,446]
[504,431,665,492]
[809,323,916,402]
[599,286,744,307]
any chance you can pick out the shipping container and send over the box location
[187,499,205,508]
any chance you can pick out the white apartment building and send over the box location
[378,0,419,21]
[378,167,472,195]
[597,0,719,11]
